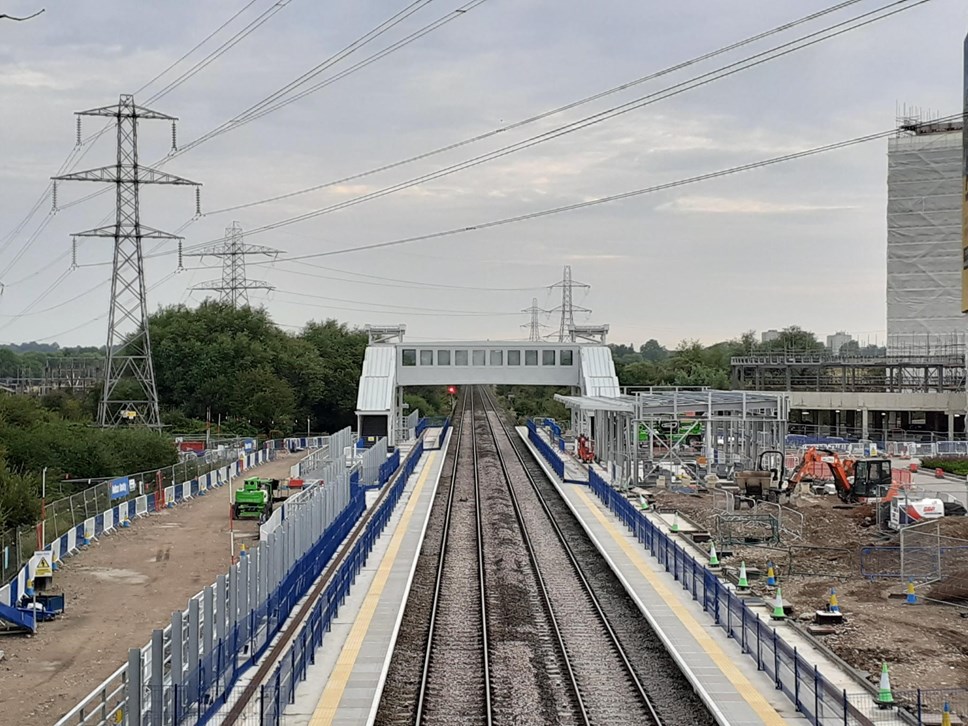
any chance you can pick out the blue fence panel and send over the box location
[170,486,366,724]
[256,440,426,726]
[528,419,564,479]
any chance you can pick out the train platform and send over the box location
[281,434,450,726]
[519,427,808,726]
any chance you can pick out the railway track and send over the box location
[380,387,714,725]
[413,388,492,724]
[478,386,662,726]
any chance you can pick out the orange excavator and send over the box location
[788,447,894,503]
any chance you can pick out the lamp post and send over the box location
[40,466,48,548]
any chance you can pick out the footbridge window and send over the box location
[400,346,578,369]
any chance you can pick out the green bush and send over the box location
[921,457,968,476]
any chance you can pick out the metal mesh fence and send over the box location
[1,447,248,586]
[901,520,943,582]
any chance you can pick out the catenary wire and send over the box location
[185,0,934,247]
[207,0,872,216]
[255,113,963,263]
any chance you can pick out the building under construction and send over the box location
[886,117,964,346]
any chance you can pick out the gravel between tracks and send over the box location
[501,415,717,726]
[475,406,581,726]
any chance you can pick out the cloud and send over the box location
[656,196,859,215]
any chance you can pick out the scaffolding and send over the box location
[555,388,788,488]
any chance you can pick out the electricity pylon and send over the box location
[549,265,590,342]
[53,94,200,428]
[521,297,550,341]
[184,222,279,307]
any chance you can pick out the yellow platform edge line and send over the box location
[571,485,789,726]
[309,451,439,726]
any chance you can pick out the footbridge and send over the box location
[356,327,620,446]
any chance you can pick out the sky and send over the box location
[0,0,965,349]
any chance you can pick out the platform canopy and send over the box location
[555,389,786,416]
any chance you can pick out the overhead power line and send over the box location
[0,0,291,278]
[185,0,933,248]
[207,0,871,216]
[134,0,264,96]
[252,113,961,264]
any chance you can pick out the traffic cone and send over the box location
[942,702,952,726]
[708,543,720,568]
[737,561,750,590]
[670,512,680,533]
[24,579,35,597]
[771,587,786,620]
[766,563,777,587]
[829,588,841,614]
[877,662,894,707]
[906,580,917,605]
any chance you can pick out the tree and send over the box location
[300,319,368,432]
[639,339,668,362]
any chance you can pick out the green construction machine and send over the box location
[233,478,275,522]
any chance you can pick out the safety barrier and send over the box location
[359,437,389,488]
[584,466,958,725]
[422,417,451,451]
[0,448,268,610]
[256,438,429,725]
[527,419,564,478]
[0,446,252,589]
[401,408,420,442]
[56,468,360,726]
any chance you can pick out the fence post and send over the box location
[917,689,922,724]
[842,688,848,726]
[151,628,164,725]
[773,629,781,689]
[126,648,142,726]
[741,605,747,652]
[794,646,800,711]
[814,665,820,722]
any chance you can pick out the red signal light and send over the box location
[447,386,457,395]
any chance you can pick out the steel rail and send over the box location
[414,388,493,725]
[477,387,591,724]
[480,386,664,726]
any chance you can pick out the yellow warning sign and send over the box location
[34,554,52,578]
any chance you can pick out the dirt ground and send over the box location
[651,488,968,692]
[0,452,296,725]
